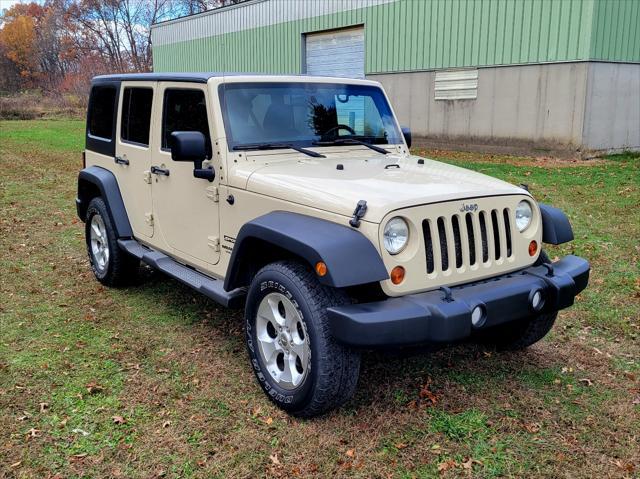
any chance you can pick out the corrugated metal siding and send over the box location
[590,0,640,62]
[152,0,638,74]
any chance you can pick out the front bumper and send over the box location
[327,255,590,347]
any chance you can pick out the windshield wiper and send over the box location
[233,143,325,158]
[312,138,388,155]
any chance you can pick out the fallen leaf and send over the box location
[394,442,408,450]
[162,420,171,428]
[461,458,483,470]
[523,422,541,433]
[269,453,281,465]
[579,378,593,386]
[346,449,355,458]
[86,381,104,394]
[419,383,439,405]
[112,415,126,425]
[26,428,40,438]
[40,402,49,413]
[438,459,457,473]
[10,461,21,468]
[263,417,273,426]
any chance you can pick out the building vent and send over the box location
[434,69,478,100]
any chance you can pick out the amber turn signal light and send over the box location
[528,240,538,257]
[390,266,405,285]
[315,261,327,277]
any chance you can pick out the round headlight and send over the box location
[515,200,533,232]
[383,217,409,255]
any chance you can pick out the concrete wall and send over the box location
[582,62,640,152]
[370,61,640,154]
[370,62,589,152]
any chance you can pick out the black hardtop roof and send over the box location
[91,72,328,84]
[92,72,240,83]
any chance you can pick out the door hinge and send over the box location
[207,236,220,252]
[206,185,219,202]
[144,212,154,226]
[143,170,152,184]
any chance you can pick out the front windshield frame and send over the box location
[218,81,403,151]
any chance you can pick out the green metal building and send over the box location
[152,0,640,153]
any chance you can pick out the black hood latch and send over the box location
[349,200,368,228]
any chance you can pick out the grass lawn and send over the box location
[1,119,638,478]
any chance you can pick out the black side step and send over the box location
[118,239,246,308]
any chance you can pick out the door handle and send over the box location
[114,156,129,165]
[150,166,170,176]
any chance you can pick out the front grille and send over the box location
[422,208,514,275]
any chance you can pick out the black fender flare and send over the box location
[224,211,389,290]
[538,203,574,245]
[76,166,133,238]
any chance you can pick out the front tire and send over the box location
[85,197,138,287]
[245,261,360,417]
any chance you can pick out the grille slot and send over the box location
[437,217,448,271]
[479,212,489,262]
[423,207,514,277]
[491,209,501,260]
[465,213,476,265]
[452,215,463,268]
[503,209,512,257]
[423,220,435,274]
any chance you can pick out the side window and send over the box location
[88,86,117,140]
[121,87,153,146]
[162,89,212,155]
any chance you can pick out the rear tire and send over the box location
[478,250,557,351]
[245,261,360,417]
[85,197,138,287]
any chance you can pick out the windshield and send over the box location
[219,82,402,149]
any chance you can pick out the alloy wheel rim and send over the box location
[89,214,109,272]
[255,292,310,390]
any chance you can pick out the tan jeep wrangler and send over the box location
[77,73,589,417]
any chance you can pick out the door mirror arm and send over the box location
[193,162,215,182]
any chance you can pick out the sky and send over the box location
[0,0,42,11]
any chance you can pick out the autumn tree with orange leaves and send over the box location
[1,0,248,95]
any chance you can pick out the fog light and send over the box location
[531,289,545,311]
[471,305,486,327]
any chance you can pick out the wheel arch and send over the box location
[538,203,574,245]
[224,211,389,291]
[76,166,133,238]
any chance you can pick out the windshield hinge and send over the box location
[349,200,368,228]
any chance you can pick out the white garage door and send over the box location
[305,27,365,79]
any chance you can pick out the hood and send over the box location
[242,151,527,223]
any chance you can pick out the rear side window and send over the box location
[162,89,211,155]
[88,86,117,140]
[121,88,153,146]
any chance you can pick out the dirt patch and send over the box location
[412,147,612,168]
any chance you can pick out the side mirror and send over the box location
[401,126,412,149]
[169,131,214,181]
